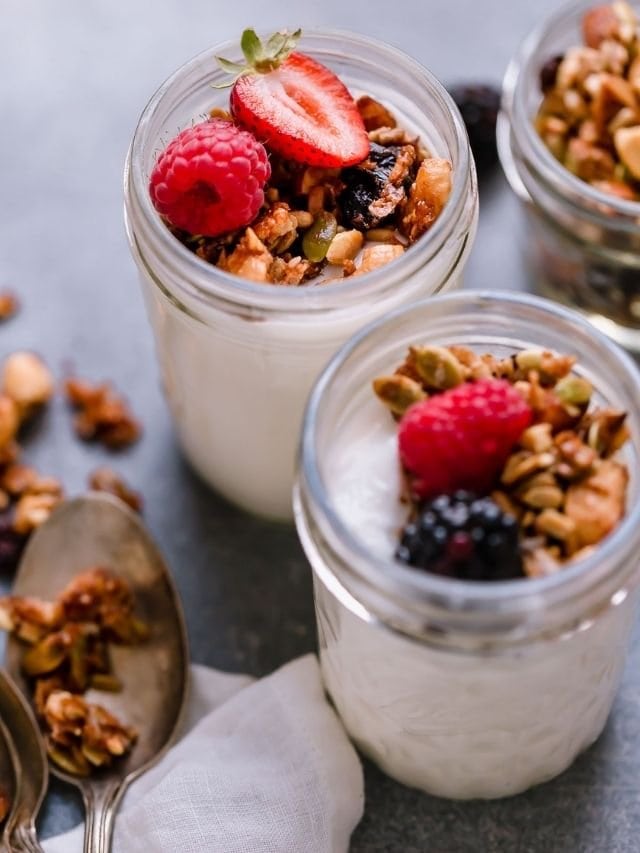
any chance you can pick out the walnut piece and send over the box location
[565,458,628,547]
[65,377,141,449]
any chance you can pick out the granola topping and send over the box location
[65,377,141,449]
[535,1,640,200]
[0,567,146,776]
[166,100,451,284]
[373,344,631,578]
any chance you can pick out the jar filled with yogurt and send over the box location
[499,0,640,353]
[124,29,478,520]
[294,290,640,798]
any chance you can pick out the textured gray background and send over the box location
[1,0,639,850]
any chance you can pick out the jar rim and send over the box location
[125,28,475,315]
[298,290,640,621]
[502,0,640,220]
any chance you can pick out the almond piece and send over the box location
[614,125,640,178]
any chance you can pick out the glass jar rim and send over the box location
[125,27,474,316]
[298,290,640,623]
[502,0,640,221]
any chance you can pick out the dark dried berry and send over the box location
[339,143,399,230]
[448,84,501,174]
[540,54,564,93]
[396,491,523,581]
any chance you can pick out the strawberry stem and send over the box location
[214,27,301,88]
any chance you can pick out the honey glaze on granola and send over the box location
[372,345,630,579]
[169,96,452,286]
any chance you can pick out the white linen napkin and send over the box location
[44,655,364,853]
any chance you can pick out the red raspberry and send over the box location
[398,379,533,499]
[149,120,270,237]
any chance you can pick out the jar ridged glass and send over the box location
[294,290,640,798]
[124,30,477,520]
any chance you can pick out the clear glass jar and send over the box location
[294,290,640,799]
[498,0,640,354]
[124,30,478,521]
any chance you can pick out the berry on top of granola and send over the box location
[148,28,453,285]
[374,344,630,579]
[535,1,640,201]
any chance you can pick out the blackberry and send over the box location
[396,492,524,581]
[448,84,500,174]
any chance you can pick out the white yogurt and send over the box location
[314,389,638,798]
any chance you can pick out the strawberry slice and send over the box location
[217,29,370,168]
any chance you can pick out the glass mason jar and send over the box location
[124,30,478,521]
[294,290,640,799]
[498,0,640,354]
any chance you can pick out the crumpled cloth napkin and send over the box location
[45,655,364,853]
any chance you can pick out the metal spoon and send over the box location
[0,700,19,853]
[4,493,189,853]
[0,668,47,853]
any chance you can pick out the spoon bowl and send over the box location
[0,667,48,852]
[4,493,189,852]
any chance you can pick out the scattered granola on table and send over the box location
[65,377,142,449]
[149,28,453,285]
[535,1,640,200]
[373,344,630,579]
[0,291,19,322]
[88,467,143,513]
[0,567,146,775]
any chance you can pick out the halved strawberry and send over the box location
[217,29,370,168]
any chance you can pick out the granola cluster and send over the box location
[0,567,145,776]
[65,377,142,449]
[374,345,630,578]
[535,1,640,200]
[173,96,452,285]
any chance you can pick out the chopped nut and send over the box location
[2,352,54,415]
[535,508,577,541]
[613,125,640,178]
[0,291,19,321]
[353,243,404,275]
[566,137,616,181]
[0,395,20,448]
[252,203,298,254]
[292,210,313,229]
[410,345,465,390]
[372,375,427,416]
[400,158,452,243]
[583,4,622,48]
[326,230,364,264]
[565,459,627,547]
[2,464,38,496]
[368,127,408,145]
[357,95,397,131]
[64,377,141,449]
[218,227,273,283]
[519,483,565,510]
[582,408,629,454]
[519,422,554,452]
[501,451,556,486]
[13,491,62,535]
[89,468,143,513]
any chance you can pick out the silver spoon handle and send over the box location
[82,780,127,853]
[10,822,44,853]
